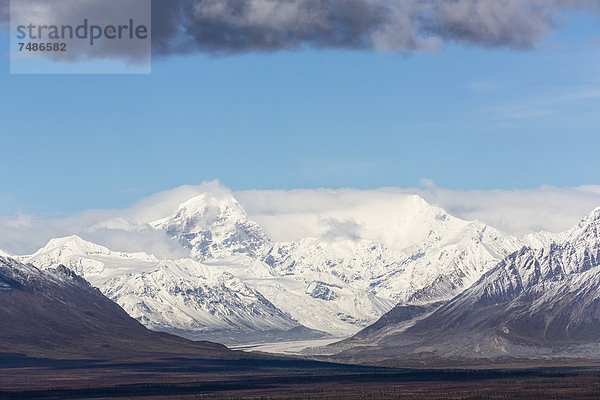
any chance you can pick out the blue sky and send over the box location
[1,9,600,217]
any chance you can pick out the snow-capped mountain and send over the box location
[256,196,547,334]
[23,235,159,285]
[148,191,534,336]
[21,188,584,346]
[204,255,396,335]
[329,208,600,360]
[102,259,298,337]
[151,192,271,261]
[24,235,301,342]
[257,232,526,336]
[264,219,524,307]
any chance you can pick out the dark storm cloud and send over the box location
[148,0,600,56]
[0,0,8,28]
[150,0,392,55]
[1,0,599,59]
[423,0,600,49]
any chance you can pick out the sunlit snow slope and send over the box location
[23,189,565,343]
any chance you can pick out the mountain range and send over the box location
[0,254,233,360]
[324,208,600,360]
[10,188,600,358]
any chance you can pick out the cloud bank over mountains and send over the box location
[1,180,600,256]
[236,183,600,240]
[1,0,599,59]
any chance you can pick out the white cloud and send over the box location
[1,180,600,256]
[235,188,434,244]
[235,184,600,240]
[406,183,600,235]
[0,181,226,257]
[320,217,363,242]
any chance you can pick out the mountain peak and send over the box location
[152,191,248,229]
[33,235,111,258]
[153,191,271,261]
[583,206,600,223]
[179,192,246,221]
[567,206,600,244]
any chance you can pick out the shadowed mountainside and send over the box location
[0,256,237,360]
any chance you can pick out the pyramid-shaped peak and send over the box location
[166,191,252,228]
[154,191,271,261]
[177,191,243,214]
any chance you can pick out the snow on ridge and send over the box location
[19,188,600,344]
[32,235,112,258]
[20,191,520,337]
[23,235,159,286]
[102,258,298,335]
[151,191,252,229]
[153,191,272,261]
[24,233,300,336]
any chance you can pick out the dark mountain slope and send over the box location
[0,256,234,360]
